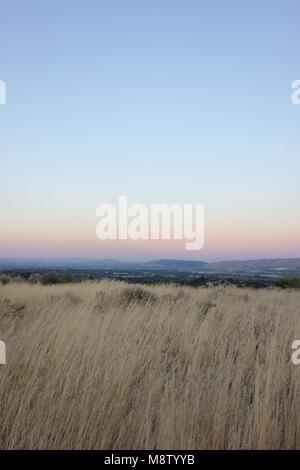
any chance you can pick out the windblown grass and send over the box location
[1,281,300,449]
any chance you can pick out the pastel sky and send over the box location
[0,0,300,261]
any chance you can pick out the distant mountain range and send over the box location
[1,257,300,272]
[205,258,300,270]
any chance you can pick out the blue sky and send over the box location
[0,0,300,260]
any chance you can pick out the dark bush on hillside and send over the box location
[0,274,10,285]
[276,277,300,289]
[119,287,157,305]
[41,272,59,286]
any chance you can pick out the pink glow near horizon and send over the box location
[1,202,300,260]
[1,230,300,261]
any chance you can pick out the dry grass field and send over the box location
[1,280,300,449]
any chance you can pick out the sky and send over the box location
[0,0,300,261]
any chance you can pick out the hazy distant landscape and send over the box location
[1,257,300,289]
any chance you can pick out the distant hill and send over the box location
[205,258,300,270]
[0,258,134,270]
[144,259,207,269]
[0,258,207,270]
[1,257,300,272]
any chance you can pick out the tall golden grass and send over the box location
[1,280,300,449]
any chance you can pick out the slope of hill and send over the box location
[206,258,300,270]
[1,257,300,273]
